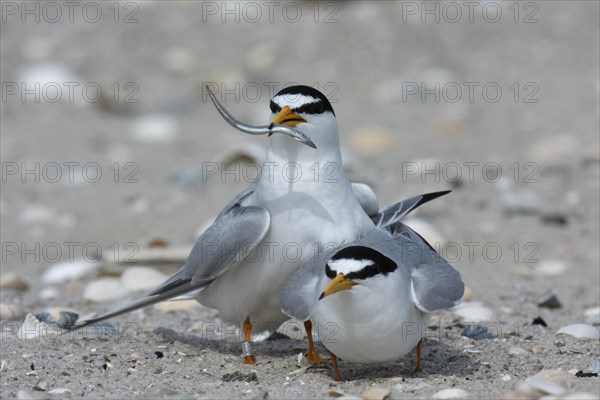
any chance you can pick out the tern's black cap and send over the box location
[270,85,335,116]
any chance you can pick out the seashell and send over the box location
[360,387,391,400]
[432,388,469,399]
[534,260,566,276]
[584,306,600,326]
[130,114,178,144]
[0,303,23,321]
[0,272,30,291]
[42,259,102,284]
[35,308,79,330]
[556,324,599,340]
[83,278,129,302]
[17,313,60,340]
[452,302,493,322]
[120,267,167,292]
[518,369,576,396]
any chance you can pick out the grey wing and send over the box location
[371,190,451,228]
[71,189,270,331]
[392,223,464,313]
[280,247,337,321]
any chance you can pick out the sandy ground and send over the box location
[1,1,599,399]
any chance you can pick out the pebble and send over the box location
[120,267,168,292]
[130,114,178,143]
[584,306,600,326]
[0,272,30,291]
[556,324,599,339]
[212,142,266,166]
[461,325,496,340]
[432,388,469,399]
[18,314,57,340]
[537,290,562,309]
[32,379,47,391]
[518,369,575,396]
[534,260,567,276]
[360,388,391,400]
[38,287,59,301]
[83,278,129,302]
[452,302,493,322]
[19,204,56,224]
[18,64,85,106]
[404,218,447,248]
[162,47,198,76]
[42,259,103,285]
[115,246,192,265]
[586,360,600,374]
[47,388,70,395]
[349,126,395,156]
[35,308,79,330]
[154,300,198,313]
[221,371,257,382]
[0,303,23,321]
[500,188,542,216]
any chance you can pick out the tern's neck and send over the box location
[260,137,347,187]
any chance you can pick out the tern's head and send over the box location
[269,85,338,151]
[319,246,397,300]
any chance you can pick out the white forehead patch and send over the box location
[272,94,319,109]
[328,258,374,275]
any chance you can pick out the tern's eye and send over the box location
[270,101,281,113]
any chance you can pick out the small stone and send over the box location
[360,388,391,400]
[452,302,493,322]
[32,379,47,391]
[502,374,511,381]
[162,47,198,76]
[518,369,576,396]
[531,317,547,327]
[556,324,599,340]
[130,114,178,144]
[120,267,167,292]
[42,259,102,284]
[83,278,129,302]
[534,261,566,276]
[0,272,30,291]
[586,360,600,374]
[540,213,568,226]
[584,306,600,326]
[404,218,447,248]
[35,309,79,330]
[574,371,598,378]
[501,189,542,216]
[349,126,395,156]
[38,287,59,301]
[329,391,345,398]
[154,300,198,313]
[461,325,496,340]
[432,388,469,399]
[537,290,562,309]
[18,314,58,340]
[0,303,23,321]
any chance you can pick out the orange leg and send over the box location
[329,351,342,381]
[414,338,422,373]
[304,320,328,364]
[243,317,256,365]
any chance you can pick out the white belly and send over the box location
[312,281,428,364]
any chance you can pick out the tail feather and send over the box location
[66,280,197,333]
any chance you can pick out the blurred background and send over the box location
[1,0,598,330]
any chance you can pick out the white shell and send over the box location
[42,259,102,284]
[556,324,599,339]
[452,302,493,322]
[83,278,129,302]
[120,267,168,292]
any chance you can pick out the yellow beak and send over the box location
[319,273,358,300]
[271,106,307,127]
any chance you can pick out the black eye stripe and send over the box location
[292,101,325,115]
[270,101,281,113]
[325,264,336,279]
